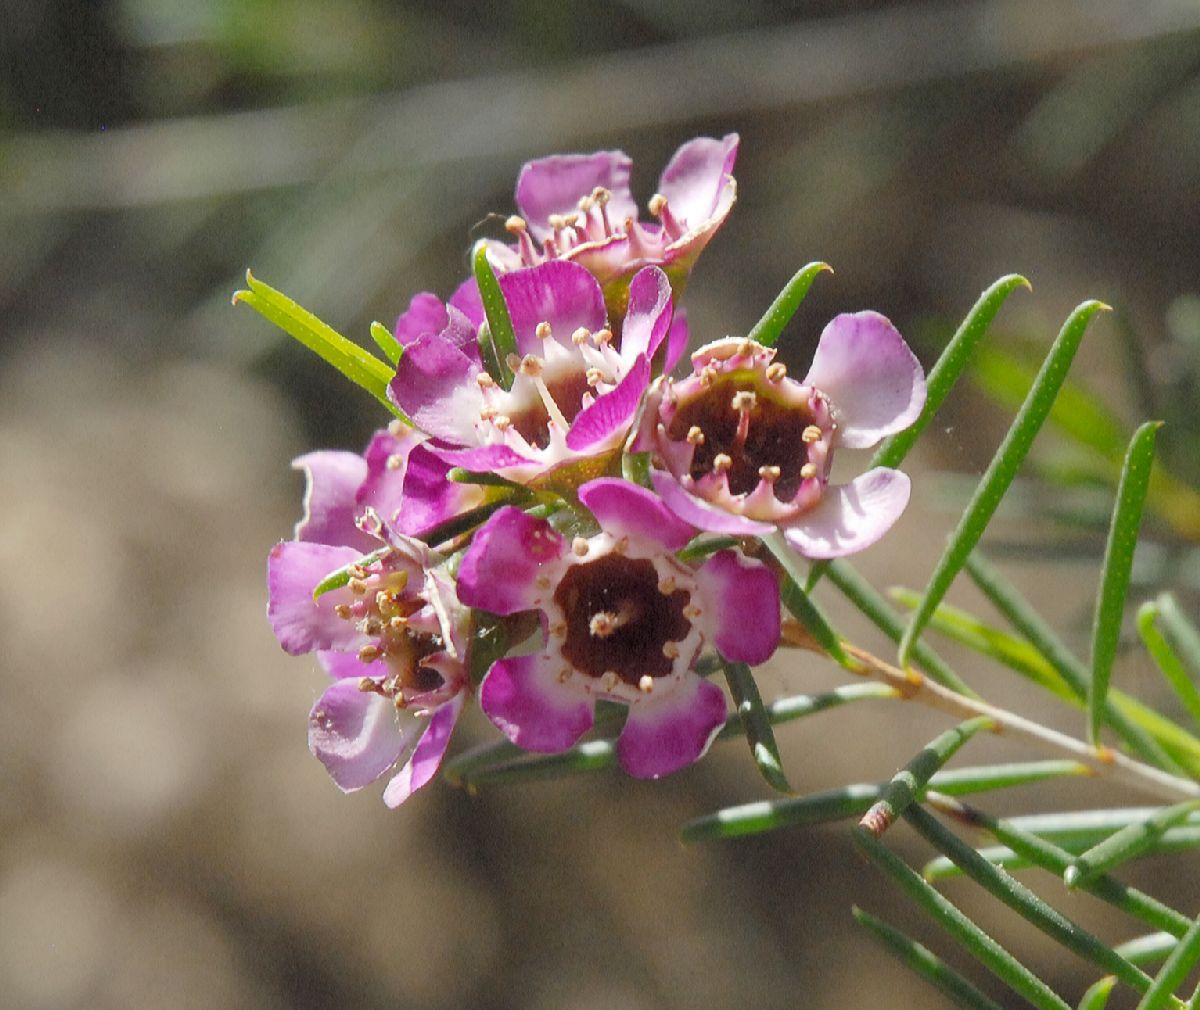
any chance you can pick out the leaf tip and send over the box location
[1062,863,1082,889]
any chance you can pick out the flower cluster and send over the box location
[266,135,927,804]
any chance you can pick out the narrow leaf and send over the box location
[853,827,1073,1010]
[745,261,831,348]
[1139,600,1200,729]
[762,530,852,667]
[1136,913,1200,1010]
[311,546,390,600]
[1078,977,1117,1010]
[473,245,518,388]
[928,760,1092,795]
[369,320,403,365]
[860,717,993,837]
[1116,934,1180,968]
[1159,594,1200,682]
[722,659,791,793]
[1065,799,1200,889]
[852,905,1006,1010]
[1090,422,1162,743]
[898,300,1109,669]
[475,320,507,387]
[906,805,1159,998]
[233,271,399,414]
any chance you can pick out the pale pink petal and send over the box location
[617,675,727,779]
[394,292,449,346]
[782,468,911,559]
[480,654,595,752]
[356,427,426,528]
[427,442,538,472]
[308,679,417,791]
[578,477,695,550]
[292,451,375,551]
[802,311,926,449]
[317,650,387,680]
[565,354,649,451]
[619,266,673,360]
[498,260,606,354]
[390,443,485,536]
[388,333,484,444]
[651,471,776,535]
[267,541,368,654]
[516,151,637,242]
[382,694,464,807]
[657,134,739,228]
[457,507,565,615]
[695,550,780,665]
[663,305,690,373]
[448,277,485,330]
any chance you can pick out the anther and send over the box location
[389,615,407,630]
[348,578,368,596]
[536,575,551,590]
[357,677,375,693]
[558,668,571,683]
[571,327,590,345]
[638,675,654,694]
[349,565,368,580]
[388,419,407,436]
[594,328,613,345]
[572,537,590,557]
[737,340,754,357]
[658,576,677,595]
[362,617,383,637]
[712,453,733,474]
[766,362,787,382]
[476,372,497,388]
[648,193,667,216]
[800,463,818,479]
[683,604,703,619]
[548,213,566,231]
[699,365,718,387]
[479,406,498,422]
[662,641,681,660]
[802,425,822,443]
[758,465,781,482]
[334,604,353,620]
[577,194,594,213]
[686,426,705,446]
[551,622,567,637]
[591,187,611,205]
[534,321,552,341]
[493,414,512,431]
[519,354,544,377]
[731,390,757,412]
[358,644,381,663]
[505,352,522,373]
[586,367,605,387]
[505,215,527,234]
[601,671,620,692]
[385,453,404,470]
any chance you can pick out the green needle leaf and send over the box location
[905,805,1162,999]
[369,320,403,365]
[311,546,390,600]
[762,531,853,667]
[860,717,993,837]
[1078,976,1117,1010]
[473,245,518,389]
[1116,934,1180,968]
[1090,421,1163,744]
[233,270,401,416]
[1135,912,1200,1010]
[722,659,791,793]
[927,760,1092,795]
[898,300,1109,669]
[1139,600,1200,729]
[1065,799,1200,889]
[475,320,508,388]
[852,906,1006,1010]
[1159,594,1200,683]
[745,261,832,348]
[853,827,1073,1010]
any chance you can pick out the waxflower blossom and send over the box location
[486,134,739,296]
[267,439,473,806]
[456,478,780,779]
[390,259,679,487]
[634,312,926,559]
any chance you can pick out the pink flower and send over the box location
[456,478,780,779]
[487,135,739,293]
[267,436,473,806]
[634,312,926,559]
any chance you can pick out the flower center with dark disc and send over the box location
[554,554,691,684]
[507,369,592,449]
[667,372,819,500]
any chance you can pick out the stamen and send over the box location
[358,644,381,663]
[686,425,705,446]
[479,406,498,422]
[334,604,353,620]
[476,372,497,388]
[802,425,822,443]
[348,578,368,596]
[534,321,552,341]
[699,365,718,387]
[585,367,606,387]
[389,615,407,630]
[683,604,703,619]
[349,565,368,580]
[594,328,613,345]
[505,215,527,234]
[712,453,733,474]
[547,213,566,231]
[572,537,590,557]
[492,414,512,431]
[385,453,404,470]
[800,463,818,479]
[648,193,667,216]
[558,668,572,683]
[577,194,594,214]
[357,677,378,693]
[591,186,610,206]
[731,390,757,412]
[638,675,654,694]
[601,671,620,692]
[571,327,590,345]
[519,354,544,377]
[362,617,383,637]
[766,362,787,382]
[662,641,681,660]
[388,419,407,436]
[737,340,754,357]
[504,352,522,373]
[533,373,571,433]
[758,465,781,482]
[550,622,567,637]
[658,576,677,595]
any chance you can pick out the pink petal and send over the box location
[498,260,606,355]
[782,468,911,559]
[267,541,369,655]
[480,654,595,752]
[802,311,926,449]
[357,427,426,529]
[619,267,673,360]
[617,675,727,779]
[391,443,485,536]
[427,442,538,472]
[317,650,387,680]
[695,550,781,664]
[651,471,776,535]
[292,450,375,551]
[663,305,690,373]
[457,507,565,615]
[657,134,739,229]
[394,292,449,347]
[382,694,464,807]
[565,353,649,451]
[515,151,638,242]
[578,477,695,550]
[308,679,417,791]
[388,333,484,444]
[448,277,485,331]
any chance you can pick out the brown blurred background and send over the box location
[3,1,1200,1008]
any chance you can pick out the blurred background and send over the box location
[3,1,1200,1007]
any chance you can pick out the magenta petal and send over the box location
[620,267,673,360]
[651,471,776,535]
[617,675,727,779]
[308,679,414,791]
[448,277,485,330]
[267,541,368,654]
[394,292,449,347]
[318,650,387,680]
[357,427,424,528]
[515,151,637,242]
[480,655,594,752]
[565,354,649,451]
[428,442,538,472]
[663,306,690,373]
[657,134,739,228]
[578,477,695,550]
[783,468,912,559]
[382,694,463,807]
[292,451,374,551]
[391,443,484,536]
[802,311,926,449]
[457,507,565,614]
[695,550,780,665]
[498,261,606,354]
[388,333,483,443]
